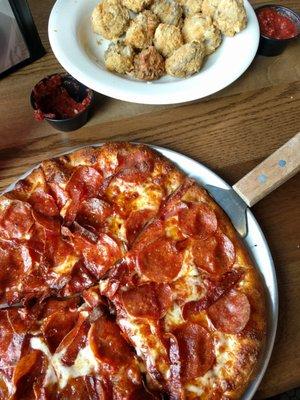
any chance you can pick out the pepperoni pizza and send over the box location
[0,143,266,399]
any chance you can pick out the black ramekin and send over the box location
[31,73,94,132]
[255,4,300,56]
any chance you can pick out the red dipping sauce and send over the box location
[257,7,297,39]
[32,74,92,121]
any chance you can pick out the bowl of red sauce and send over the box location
[255,5,300,56]
[31,73,94,131]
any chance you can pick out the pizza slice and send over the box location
[0,288,160,400]
[99,177,266,399]
[0,143,184,306]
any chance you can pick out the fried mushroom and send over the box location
[104,41,135,74]
[165,41,205,77]
[153,23,183,57]
[201,0,247,36]
[121,0,153,13]
[133,46,165,80]
[125,10,159,49]
[151,0,183,26]
[91,0,130,40]
[178,0,203,16]
[182,14,221,55]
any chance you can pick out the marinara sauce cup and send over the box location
[31,73,94,132]
[255,5,300,56]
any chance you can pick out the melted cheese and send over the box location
[106,214,127,242]
[185,333,241,396]
[97,152,118,177]
[53,254,79,275]
[119,317,170,379]
[107,180,163,212]
[131,183,163,211]
[186,384,204,396]
[30,337,98,389]
[59,199,71,218]
[0,198,11,212]
[164,303,184,330]
[165,216,182,241]
[173,249,204,303]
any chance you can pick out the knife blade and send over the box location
[205,184,248,238]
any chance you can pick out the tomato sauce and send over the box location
[32,75,92,121]
[257,7,297,40]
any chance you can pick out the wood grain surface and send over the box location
[0,0,300,398]
[233,132,300,206]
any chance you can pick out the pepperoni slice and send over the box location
[192,233,235,275]
[125,209,155,246]
[32,210,60,233]
[41,310,79,353]
[72,222,98,243]
[27,225,47,257]
[29,190,59,217]
[174,323,215,381]
[58,313,90,366]
[6,271,49,306]
[89,317,133,369]
[48,182,69,209]
[121,283,172,319]
[182,268,244,320]
[7,307,36,334]
[0,241,32,301]
[138,237,183,283]
[0,201,33,239]
[44,234,76,272]
[74,232,122,279]
[132,220,164,252]
[13,350,48,399]
[64,167,103,225]
[76,198,112,229]
[159,179,194,219]
[82,286,105,308]
[117,148,154,183]
[85,375,113,400]
[57,377,91,399]
[207,290,251,334]
[37,297,80,318]
[178,203,217,238]
[66,166,103,199]
[62,261,95,296]
[0,311,17,365]
[165,333,184,400]
[99,258,137,299]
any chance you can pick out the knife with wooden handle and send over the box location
[205,132,300,237]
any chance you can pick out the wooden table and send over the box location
[0,0,299,397]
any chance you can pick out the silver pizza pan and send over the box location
[1,143,278,400]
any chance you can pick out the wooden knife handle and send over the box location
[233,132,300,207]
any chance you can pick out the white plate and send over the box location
[48,0,259,105]
[2,143,277,399]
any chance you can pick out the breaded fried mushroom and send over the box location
[125,10,159,49]
[182,14,221,55]
[178,0,203,16]
[201,0,247,36]
[91,0,130,40]
[133,46,165,80]
[165,41,205,77]
[122,0,153,13]
[154,23,183,57]
[151,0,183,26]
[104,41,135,74]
